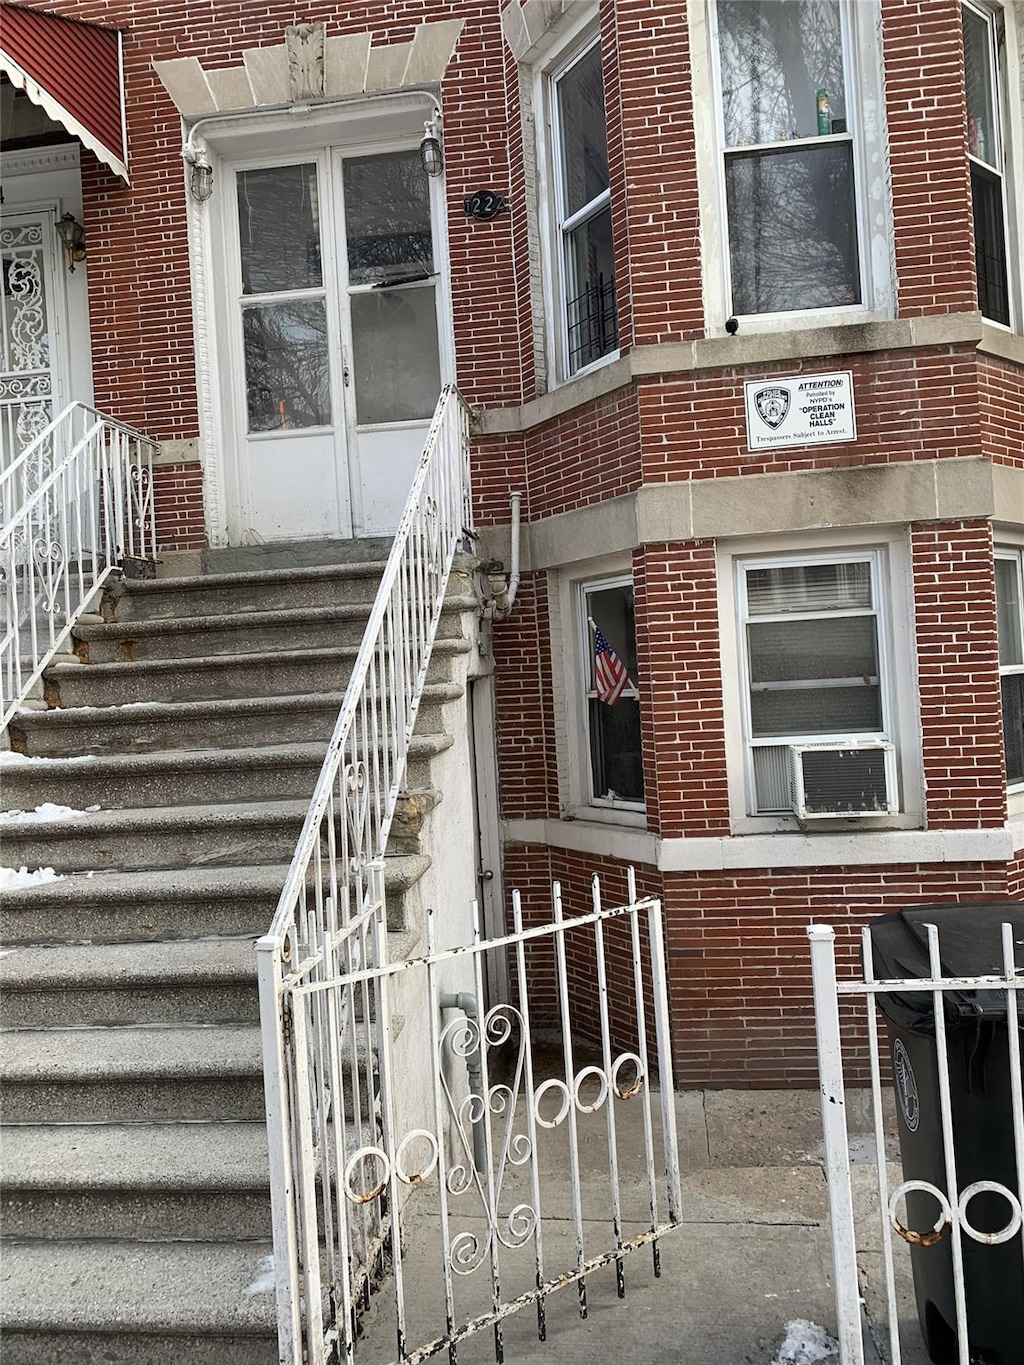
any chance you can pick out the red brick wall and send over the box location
[911,519,1007,828]
[881,0,977,317]
[980,356,1024,468]
[612,0,703,345]
[504,845,1015,1087]
[636,348,982,486]
[634,541,730,838]
[524,386,642,520]
[152,463,206,552]
[490,573,559,822]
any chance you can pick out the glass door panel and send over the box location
[232,157,349,541]
[237,164,323,293]
[350,288,441,424]
[342,152,434,284]
[339,147,444,535]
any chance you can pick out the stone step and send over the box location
[0,738,449,811]
[202,534,395,573]
[0,780,446,872]
[0,1024,267,1123]
[0,857,431,945]
[0,922,422,1028]
[1,1122,270,1241]
[1,742,327,810]
[79,603,390,662]
[8,681,462,758]
[107,556,390,620]
[0,938,259,1028]
[0,1239,279,1364]
[44,635,471,706]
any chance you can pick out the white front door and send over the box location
[0,209,64,470]
[226,145,444,543]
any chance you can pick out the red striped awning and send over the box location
[0,3,128,180]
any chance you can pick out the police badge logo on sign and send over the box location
[753,385,790,430]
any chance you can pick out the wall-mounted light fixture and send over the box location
[184,144,214,203]
[419,116,444,178]
[55,212,86,272]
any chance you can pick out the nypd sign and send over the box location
[744,370,856,450]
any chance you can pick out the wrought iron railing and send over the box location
[1,402,158,731]
[256,383,473,1364]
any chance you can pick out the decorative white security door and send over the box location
[0,210,63,472]
[227,146,444,543]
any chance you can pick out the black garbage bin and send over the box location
[868,903,1024,1365]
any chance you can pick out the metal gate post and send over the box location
[807,924,865,1365]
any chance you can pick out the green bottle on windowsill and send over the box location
[816,89,832,136]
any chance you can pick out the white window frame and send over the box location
[717,529,922,833]
[691,0,893,336]
[549,558,646,826]
[996,542,1024,795]
[963,0,1022,333]
[534,14,621,386]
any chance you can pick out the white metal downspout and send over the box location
[485,490,522,618]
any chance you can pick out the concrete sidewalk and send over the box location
[354,1088,930,1365]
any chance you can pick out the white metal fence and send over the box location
[1,401,157,730]
[263,869,681,1365]
[808,916,1024,1365]
[256,383,475,1362]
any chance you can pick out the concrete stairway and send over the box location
[0,543,475,1364]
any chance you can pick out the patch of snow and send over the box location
[0,866,65,891]
[772,1320,839,1365]
[245,1255,275,1295]
[0,750,96,765]
[0,803,100,822]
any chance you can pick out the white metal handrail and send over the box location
[256,383,473,1363]
[1,401,158,731]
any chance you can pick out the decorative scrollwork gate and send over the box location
[260,870,682,1365]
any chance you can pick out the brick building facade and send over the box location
[2,0,1022,1085]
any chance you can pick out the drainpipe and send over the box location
[484,490,521,619]
[439,991,486,1173]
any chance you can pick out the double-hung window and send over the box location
[714,0,863,317]
[996,548,1024,785]
[738,552,897,818]
[550,40,618,375]
[580,578,643,808]
[962,2,1013,327]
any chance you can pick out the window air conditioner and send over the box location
[789,741,898,820]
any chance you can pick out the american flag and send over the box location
[590,619,632,706]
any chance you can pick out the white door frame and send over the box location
[193,100,454,547]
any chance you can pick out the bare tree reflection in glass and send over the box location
[243,300,331,431]
[727,143,860,314]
